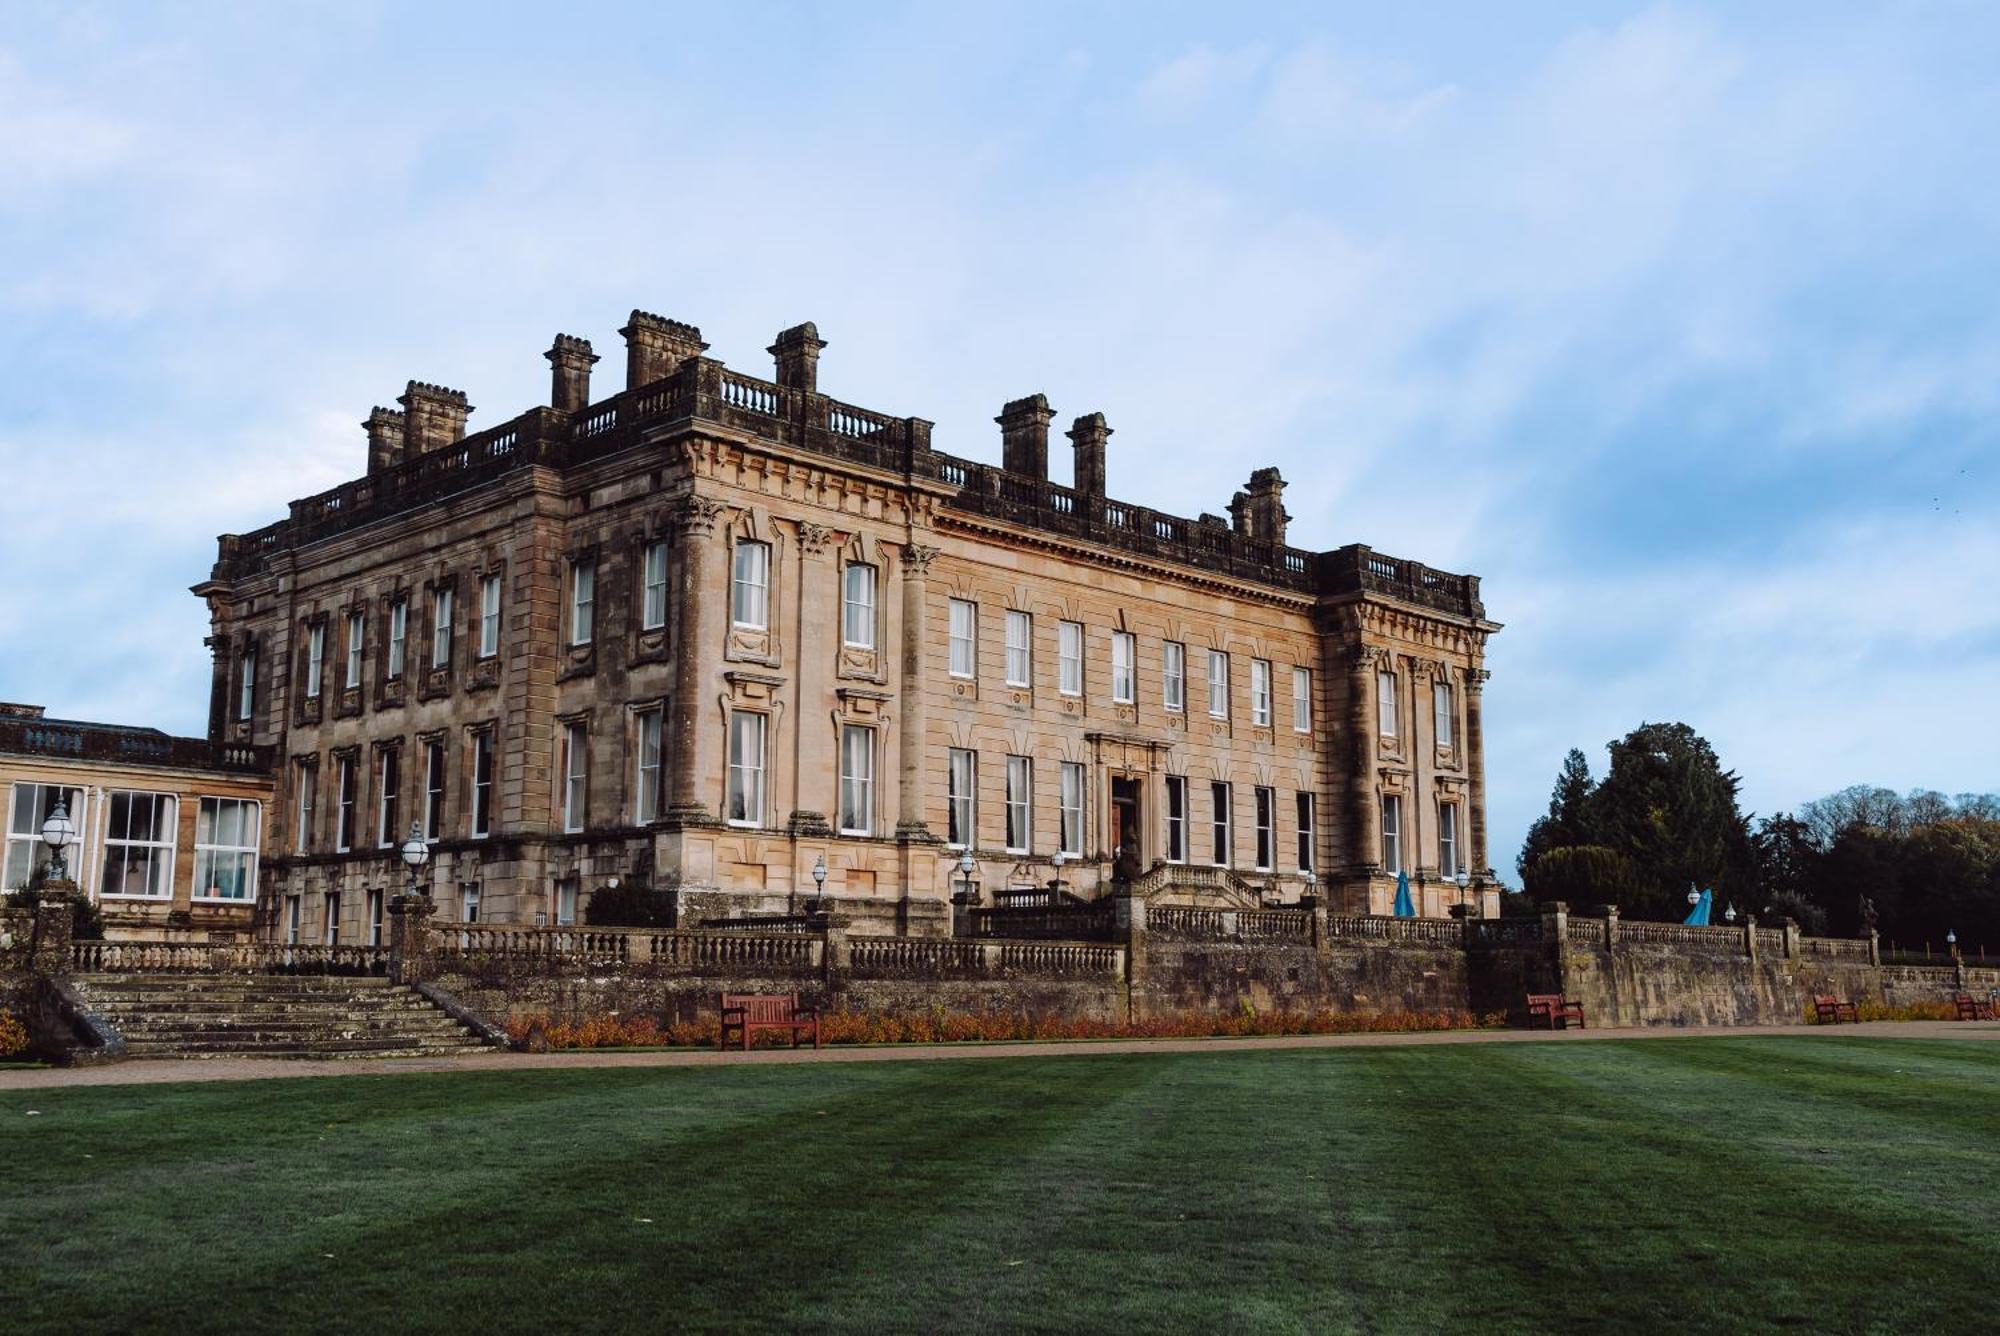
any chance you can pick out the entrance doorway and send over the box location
[1110,777,1142,879]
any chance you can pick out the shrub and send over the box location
[3,882,104,941]
[0,1010,27,1059]
[582,878,679,929]
[1523,844,1640,909]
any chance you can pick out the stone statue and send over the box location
[1858,895,1879,934]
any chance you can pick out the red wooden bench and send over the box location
[1525,993,1586,1029]
[1812,995,1860,1024]
[719,992,821,1051]
[1953,994,1996,1021]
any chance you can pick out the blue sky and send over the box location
[2,1,1995,877]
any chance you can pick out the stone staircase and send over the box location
[70,974,499,1060]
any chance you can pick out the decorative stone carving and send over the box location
[796,521,834,556]
[675,494,726,535]
[899,542,941,577]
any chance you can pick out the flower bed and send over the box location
[502,1006,1509,1051]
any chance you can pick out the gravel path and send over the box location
[2,1019,1994,1091]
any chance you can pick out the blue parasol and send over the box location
[1393,869,1416,918]
[1683,888,1713,926]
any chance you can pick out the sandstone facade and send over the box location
[194,312,1499,941]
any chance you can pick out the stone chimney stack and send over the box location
[545,334,600,415]
[364,407,407,475]
[398,382,472,455]
[1067,412,1112,497]
[619,310,708,389]
[996,394,1055,478]
[769,322,826,392]
[1231,467,1290,544]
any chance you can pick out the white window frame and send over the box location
[1059,761,1085,857]
[238,643,257,721]
[731,540,770,630]
[635,708,663,824]
[1293,667,1312,733]
[1111,632,1136,705]
[1004,610,1032,688]
[1210,780,1231,867]
[1381,794,1403,875]
[461,884,481,923]
[1164,775,1187,864]
[1163,641,1185,713]
[305,622,325,699]
[946,748,976,849]
[367,889,384,948]
[480,572,502,658]
[387,599,407,679]
[345,610,364,689]
[432,587,454,670]
[470,731,493,839]
[642,539,669,631]
[1250,659,1272,728]
[1058,621,1084,696]
[286,894,301,945]
[1253,786,1275,871]
[570,560,595,647]
[193,798,261,903]
[948,598,977,679]
[726,711,767,827]
[1004,755,1032,855]
[324,891,341,946]
[555,878,578,927]
[334,755,356,853]
[843,563,877,650]
[99,790,177,900]
[1434,681,1455,748]
[376,748,399,848]
[561,721,587,833]
[1439,800,1460,879]
[839,724,875,836]
[1377,669,1398,738]
[1208,650,1229,719]
[1296,792,1315,874]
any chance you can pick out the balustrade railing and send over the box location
[1798,935,1872,963]
[1466,918,1543,947]
[72,940,386,975]
[997,941,1122,976]
[1324,914,1463,946]
[1616,922,1746,951]
[849,938,985,974]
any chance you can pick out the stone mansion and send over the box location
[192,312,1499,942]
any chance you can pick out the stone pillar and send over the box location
[1067,413,1111,499]
[1464,668,1492,877]
[770,323,826,393]
[27,884,77,978]
[895,543,940,839]
[1746,914,1760,962]
[1115,893,1149,1016]
[387,893,435,986]
[1599,904,1619,952]
[789,523,835,833]
[1345,648,1381,893]
[1867,928,1880,967]
[665,494,727,825]
[544,334,600,415]
[1781,918,1801,961]
[204,633,231,743]
[820,913,852,1002]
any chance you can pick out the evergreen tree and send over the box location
[1517,748,1596,880]
[1586,722,1751,920]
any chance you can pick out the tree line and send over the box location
[1515,721,1999,950]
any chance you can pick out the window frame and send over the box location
[345,610,364,689]
[1208,650,1229,719]
[843,563,878,650]
[1163,641,1185,713]
[1377,669,1398,738]
[1058,621,1084,697]
[98,790,177,901]
[192,797,261,903]
[422,740,445,842]
[1004,610,1032,688]
[726,711,768,827]
[634,707,664,824]
[948,598,977,679]
[334,755,356,853]
[470,730,493,839]
[1250,659,1272,728]
[570,560,596,647]
[376,747,400,849]
[731,540,771,631]
[838,724,875,836]
[1164,775,1187,864]
[946,748,976,849]
[479,572,503,658]
[1439,800,1460,879]
[293,761,316,855]
[1296,791,1315,874]
[431,587,455,670]
[1004,754,1033,855]
[237,642,257,721]
[561,721,588,834]
[1254,786,1275,871]
[305,621,325,699]
[1292,666,1312,733]
[1210,780,1232,867]
[1434,680,1455,748]
[1381,794,1403,875]
[641,539,670,632]
[1059,761,1085,857]
[387,598,407,679]
[1111,632,1136,705]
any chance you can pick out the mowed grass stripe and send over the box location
[3,1040,1998,1334]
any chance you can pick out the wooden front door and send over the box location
[1110,777,1142,875]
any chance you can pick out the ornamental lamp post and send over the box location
[1302,870,1317,907]
[1455,867,1471,916]
[39,798,78,884]
[399,821,430,898]
[1050,848,1067,898]
[1688,887,1702,908]
[1947,929,1959,960]
[811,854,828,914]
[957,850,977,905]
[1725,905,1738,924]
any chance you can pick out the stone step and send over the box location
[121,1025,477,1046]
[120,1040,492,1059]
[76,976,396,992]
[79,995,444,1012]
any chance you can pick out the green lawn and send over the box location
[3,1040,1997,1333]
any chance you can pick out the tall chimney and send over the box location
[1237,467,1289,544]
[619,310,707,389]
[769,322,826,392]
[545,334,600,414]
[364,407,406,474]
[398,382,472,455]
[1067,412,1111,497]
[996,394,1055,478]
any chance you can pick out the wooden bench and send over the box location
[1812,995,1860,1024]
[719,992,821,1051]
[1525,993,1586,1030]
[1953,994,1997,1022]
